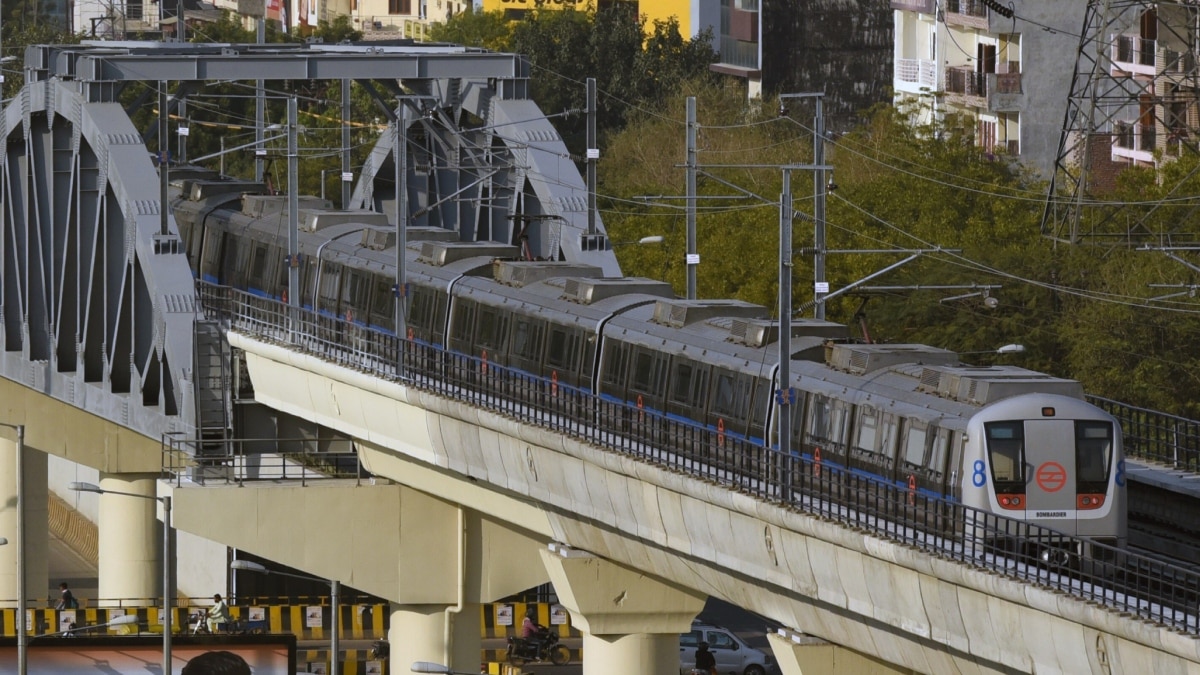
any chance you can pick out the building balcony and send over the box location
[944,0,988,28]
[890,0,935,12]
[1112,121,1156,163]
[895,58,936,93]
[945,65,987,106]
[987,72,1023,112]
[1112,33,1156,77]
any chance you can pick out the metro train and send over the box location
[171,174,1127,561]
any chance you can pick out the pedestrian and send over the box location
[207,594,232,633]
[694,641,716,675]
[56,582,78,610]
[182,650,251,675]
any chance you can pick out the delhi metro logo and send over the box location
[1035,462,1067,493]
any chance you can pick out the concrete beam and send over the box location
[0,376,163,474]
[230,333,1200,674]
[539,545,704,636]
[768,630,917,675]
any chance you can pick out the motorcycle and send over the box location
[506,628,570,666]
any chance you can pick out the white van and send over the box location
[678,623,772,675]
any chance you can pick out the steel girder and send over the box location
[1044,0,1200,245]
[1,77,197,440]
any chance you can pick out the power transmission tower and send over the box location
[1043,0,1200,246]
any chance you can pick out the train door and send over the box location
[1023,419,1077,535]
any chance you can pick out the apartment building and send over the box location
[712,0,893,130]
[1101,3,1200,172]
[892,0,1081,178]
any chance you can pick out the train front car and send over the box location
[963,392,1126,567]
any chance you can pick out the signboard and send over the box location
[0,635,296,675]
[496,604,513,626]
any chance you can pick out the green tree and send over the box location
[429,7,512,52]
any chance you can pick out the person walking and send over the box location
[694,641,716,675]
[55,582,78,610]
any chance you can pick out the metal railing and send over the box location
[945,65,988,97]
[164,434,365,486]
[1089,395,1200,471]
[198,283,1200,636]
[896,58,936,87]
[1115,34,1157,68]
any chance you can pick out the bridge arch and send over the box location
[1,77,197,437]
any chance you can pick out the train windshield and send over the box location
[984,421,1026,489]
[1075,421,1114,489]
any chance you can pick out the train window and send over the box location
[371,276,395,322]
[1075,421,1113,488]
[200,230,224,281]
[856,408,879,453]
[630,348,666,395]
[669,361,694,404]
[318,263,341,299]
[547,327,577,369]
[221,237,241,287]
[830,401,849,445]
[448,300,477,353]
[475,307,508,354]
[711,369,751,420]
[984,421,1025,485]
[248,245,269,287]
[748,377,769,440]
[880,415,899,458]
[808,395,831,440]
[928,427,951,476]
[344,271,369,308]
[903,424,928,466]
[601,341,630,388]
[511,317,544,363]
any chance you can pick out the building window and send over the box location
[389,0,411,14]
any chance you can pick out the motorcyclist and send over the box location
[519,607,547,656]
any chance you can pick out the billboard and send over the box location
[0,634,297,675]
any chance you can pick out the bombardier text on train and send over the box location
[171,170,1127,566]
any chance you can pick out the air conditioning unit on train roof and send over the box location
[417,241,521,266]
[916,364,1084,404]
[360,228,395,251]
[563,277,674,304]
[241,194,332,217]
[300,210,391,233]
[405,226,459,243]
[729,317,850,348]
[185,179,266,201]
[493,260,603,287]
[651,299,767,328]
[827,343,958,375]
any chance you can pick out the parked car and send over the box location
[678,623,772,675]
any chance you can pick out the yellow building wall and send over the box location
[481,0,693,37]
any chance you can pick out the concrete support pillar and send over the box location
[96,473,160,605]
[540,545,705,675]
[388,603,481,673]
[386,491,483,673]
[0,436,48,606]
[768,630,916,675]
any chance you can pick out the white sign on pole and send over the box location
[686,254,700,265]
[814,282,830,293]
[341,172,353,182]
